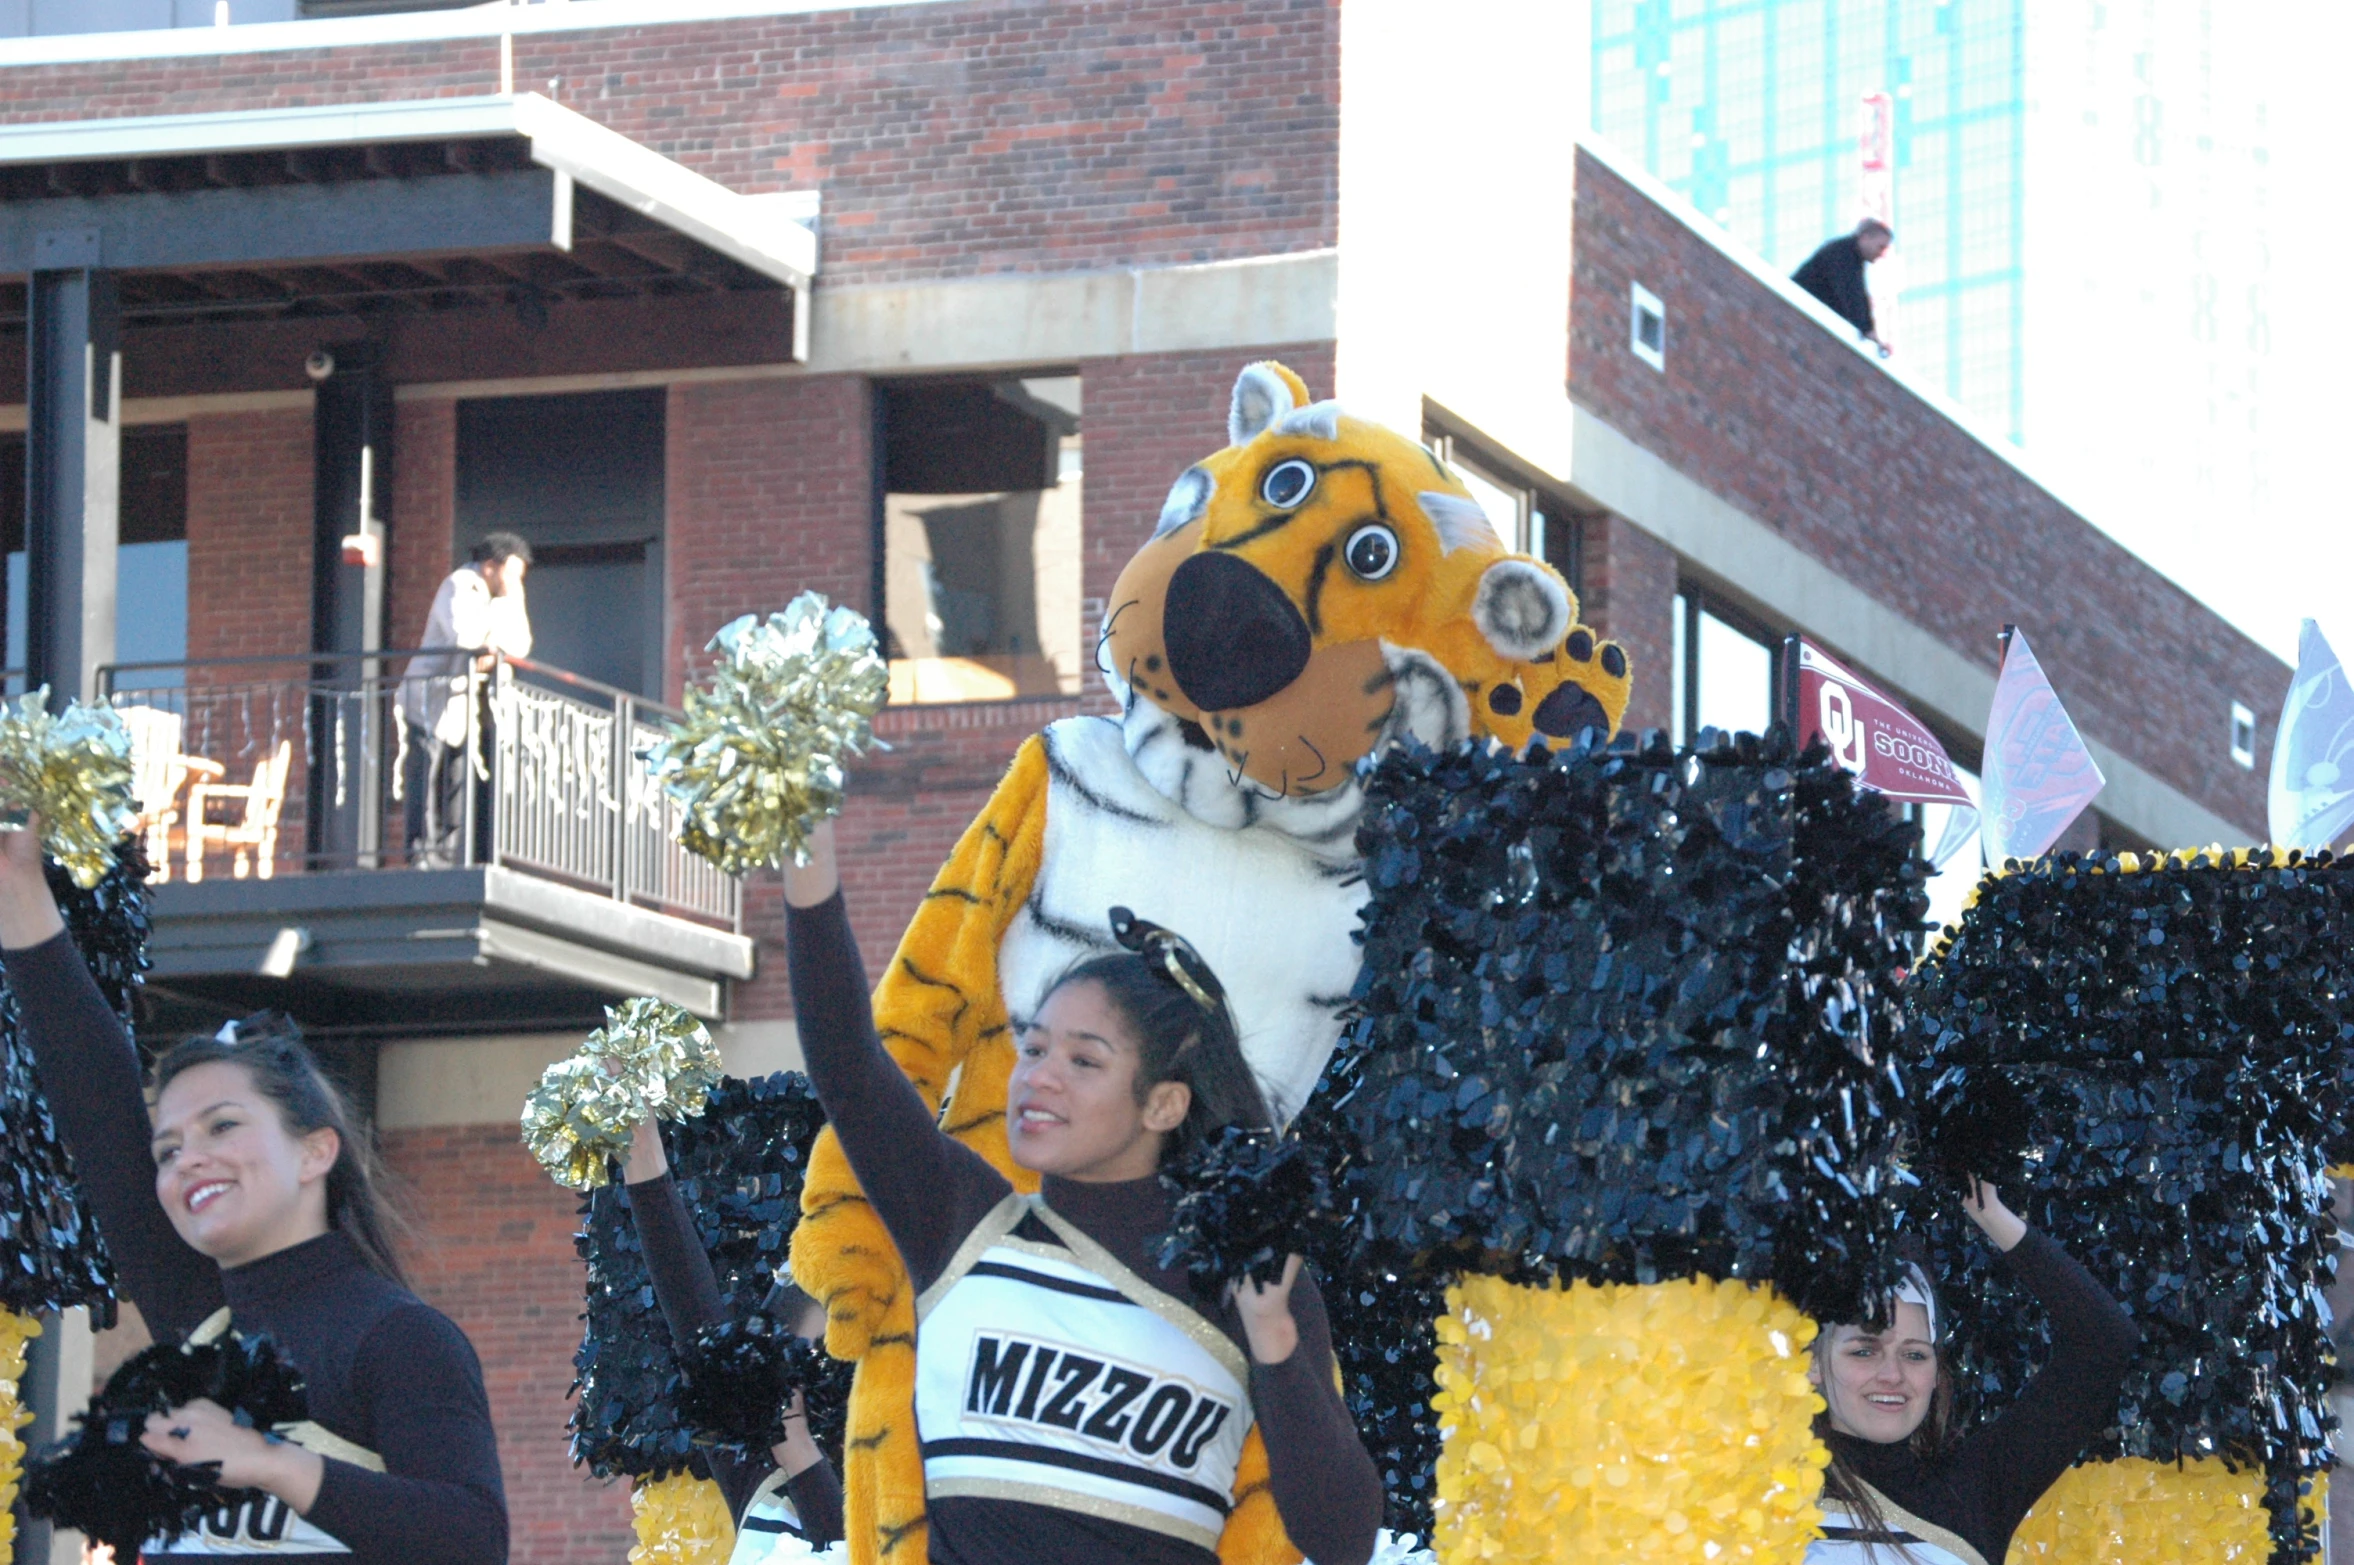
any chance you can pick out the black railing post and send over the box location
[613,692,632,905]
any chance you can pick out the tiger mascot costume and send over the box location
[791,361,1633,1562]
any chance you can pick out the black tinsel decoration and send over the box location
[1149,732,1926,1537]
[570,1070,843,1478]
[0,839,148,1320]
[23,1324,309,1557]
[1341,729,1925,1318]
[675,1314,836,1453]
[1155,1125,1338,1293]
[1907,848,2354,1565]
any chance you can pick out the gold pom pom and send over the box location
[520,998,723,1191]
[0,690,137,890]
[628,1470,735,1565]
[2009,1456,2306,1562]
[645,594,889,875]
[0,1310,41,1563]
[1431,1275,1827,1564]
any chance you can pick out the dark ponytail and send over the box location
[153,1013,412,1287]
[1040,911,1272,1162]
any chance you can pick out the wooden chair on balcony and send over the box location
[119,706,184,881]
[186,740,293,884]
[116,706,225,883]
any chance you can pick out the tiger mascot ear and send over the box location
[1229,361,1314,445]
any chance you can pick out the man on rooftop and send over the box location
[1792,218,1894,354]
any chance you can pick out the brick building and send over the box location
[0,2,2286,1558]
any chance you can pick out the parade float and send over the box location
[531,364,2354,1565]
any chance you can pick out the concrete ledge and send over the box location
[376,1019,802,1129]
[805,249,1339,376]
[388,249,1337,401]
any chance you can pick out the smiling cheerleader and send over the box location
[1807,1183,2137,1565]
[0,822,506,1563]
[782,817,1381,1565]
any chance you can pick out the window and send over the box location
[1424,433,1584,589]
[1630,282,1668,371]
[1670,587,1778,746]
[879,376,1083,705]
[1,424,188,694]
[2230,701,2257,769]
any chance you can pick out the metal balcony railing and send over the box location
[95,650,739,930]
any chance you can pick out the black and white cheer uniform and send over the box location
[6,931,508,1564]
[787,891,1383,1565]
[627,1168,844,1560]
[1809,1230,2138,1565]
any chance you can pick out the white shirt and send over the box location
[402,565,532,745]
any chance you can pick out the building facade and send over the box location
[0,1,2287,1557]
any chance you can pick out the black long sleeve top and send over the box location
[5,930,508,1564]
[1826,1229,2139,1565]
[625,1168,845,1541]
[787,892,1383,1565]
[1792,235,1876,336]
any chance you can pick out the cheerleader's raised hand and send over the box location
[1231,1253,1305,1364]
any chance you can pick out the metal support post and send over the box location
[23,234,121,706]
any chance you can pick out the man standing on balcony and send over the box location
[402,533,533,869]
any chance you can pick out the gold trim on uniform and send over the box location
[1825,1482,1990,1565]
[1023,1203,1249,1386]
[927,1475,1225,1550]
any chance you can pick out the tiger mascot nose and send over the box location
[1161,551,1313,714]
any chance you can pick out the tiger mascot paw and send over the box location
[793,358,1633,1565]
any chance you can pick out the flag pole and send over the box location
[1998,623,2017,667]
[1779,635,1803,736]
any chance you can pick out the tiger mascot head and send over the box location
[1102,360,1631,814]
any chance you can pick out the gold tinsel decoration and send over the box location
[521,998,723,1191]
[2009,1456,2316,1562]
[629,1470,735,1565]
[1430,1275,1827,1564]
[644,594,889,875]
[0,1310,40,1565]
[0,690,137,889]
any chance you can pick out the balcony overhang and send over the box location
[143,864,757,1034]
[0,93,816,367]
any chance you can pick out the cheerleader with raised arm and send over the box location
[0,824,508,1564]
[782,817,1383,1565]
[1807,1183,2139,1565]
[620,1116,845,1558]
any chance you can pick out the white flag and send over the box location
[2268,618,2354,852]
[1980,628,2105,865]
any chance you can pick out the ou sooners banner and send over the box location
[1794,640,1973,808]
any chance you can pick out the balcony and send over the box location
[98,651,752,1033]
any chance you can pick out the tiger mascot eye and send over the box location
[791,361,1632,1564]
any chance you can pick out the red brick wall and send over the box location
[184,406,312,664]
[0,0,1341,290]
[666,373,873,1018]
[1566,149,2285,837]
[384,1123,635,1565]
[1579,510,1679,736]
[389,397,457,653]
